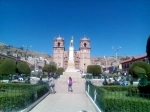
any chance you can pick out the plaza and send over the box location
[30,74,97,112]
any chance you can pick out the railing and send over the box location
[0,82,49,112]
[85,81,150,112]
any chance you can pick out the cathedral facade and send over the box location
[53,36,91,72]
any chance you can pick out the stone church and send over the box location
[53,36,91,72]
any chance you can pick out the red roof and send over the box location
[121,54,147,64]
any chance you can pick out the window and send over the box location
[58,42,60,47]
[84,43,86,47]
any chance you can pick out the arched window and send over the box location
[84,43,86,47]
[58,42,60,47]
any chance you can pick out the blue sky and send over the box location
[0,0,150,57]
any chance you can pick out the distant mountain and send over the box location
[0,42,133,66]
[0,42,7,46]
[0,42,52,61]
[90,56,132,66]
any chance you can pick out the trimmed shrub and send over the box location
[56,67,64,75]
[87,65,102,76]
[0,59,16,75]
[129,61,150,78]
[86,81,150,112]
[138,85,150,95]
[42,64,57,74]
[133,66,146,78]
[100,86,138,92]
[0,83,49,111]
[17,62,31,75]
[103,97,150,112]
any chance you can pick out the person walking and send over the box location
[49,75,56,94]
[68,77,73,92]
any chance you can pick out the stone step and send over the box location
[63,72,81,75]
[60,75,82,79]
[55,81,85,94]
[55,86,85,94]
[56,79,85,84]
[62,72,81,76]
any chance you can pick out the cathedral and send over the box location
[53,36,91,72]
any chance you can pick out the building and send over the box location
[53,36,91,72]
[0,53,25,63]
[121,54,149,72]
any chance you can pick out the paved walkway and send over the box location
[30,76,97,112]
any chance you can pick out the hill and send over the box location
[91,56,131,67]
[0,42,52,63]
[0,42,132,68]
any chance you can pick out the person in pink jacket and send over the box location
[68,77,73,92]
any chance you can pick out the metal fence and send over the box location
[0,82,49,112]
[85,81,150,112]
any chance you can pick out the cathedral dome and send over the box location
[81,37,89,40]
[56,35,63,40]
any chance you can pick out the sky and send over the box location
[0,0,150,57]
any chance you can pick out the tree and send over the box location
[30,65,35,71]
[129,61,150,78]
[146,35,150,58]
[87,65,102,76]
[42,64,57,74]
[17,62,31,75]
[50,62,57,66]
[133,66,146,78]
[56,67,64,75]
[0,59,16,75]
[42,64,49,73]
[133,66,148,86]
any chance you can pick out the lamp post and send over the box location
[112,46,121,67]
[104,56,107,71]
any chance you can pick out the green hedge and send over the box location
[0,89,34,111]
[86,82,150,112]
[100,86,138,93]
[0,83,49,111]
[1,83,36,89]
[103,97,150,112]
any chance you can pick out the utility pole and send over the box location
[112,46,121,66]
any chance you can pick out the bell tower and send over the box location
[79,37,91,72]
[53,36,65,68]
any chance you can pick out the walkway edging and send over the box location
[22,92,50,112]
[85,91,102,112]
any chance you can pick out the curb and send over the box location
[85,91,102,112]
[22,92,50,112]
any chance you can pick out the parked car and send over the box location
[18,77,23,81]
[81,72,86,78]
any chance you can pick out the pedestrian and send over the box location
[48,72,51,80]
[68,77,73,92]
[48,75,56,94]
[9,73,12,83]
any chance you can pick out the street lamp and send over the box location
[112,46,121,66]
[104,56,107,70]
